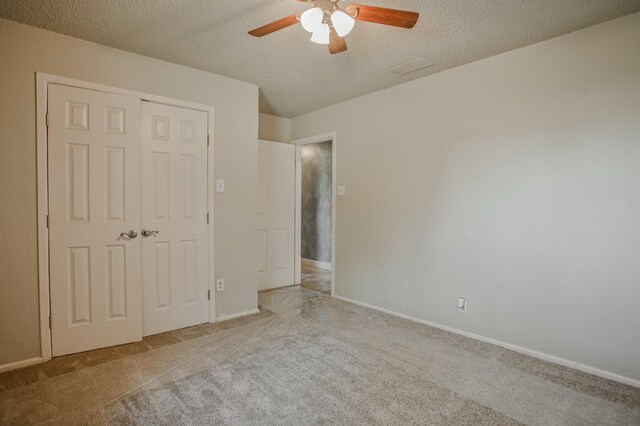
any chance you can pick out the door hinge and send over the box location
[46,214,49,228]
[207,212,210,224]
[45,112,49,128]
[48,315,52,329]
[207,290,211,300]
[207,134,210,146]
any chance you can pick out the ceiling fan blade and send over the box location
[248,14,298,37]
[329,30,347,54]
[346,5,419,29]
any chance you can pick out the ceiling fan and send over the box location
[248,0,419,54]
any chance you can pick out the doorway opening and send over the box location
[299,141,333,294]
[256,132,336,297]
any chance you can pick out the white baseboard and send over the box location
[0,356,44,373]
[302,258,331,271]
[216,308,261,322]
[333,295,640,389]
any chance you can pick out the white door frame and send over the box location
[36,73,216,361]
[291,132,337,296]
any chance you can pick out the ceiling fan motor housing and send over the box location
[308,0,358,23]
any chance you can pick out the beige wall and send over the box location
[258,113,291,143]
[0,19,259,365]
[291,13,640,382]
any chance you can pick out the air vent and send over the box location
[389,58,433,75]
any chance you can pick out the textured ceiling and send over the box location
[1,0,639,117]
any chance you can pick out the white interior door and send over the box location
[48,84,142,356]
[257,140,296,290]
[141,102,209,336]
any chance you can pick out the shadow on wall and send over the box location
[301,141,332,263]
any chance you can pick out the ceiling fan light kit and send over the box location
[331,10,356,37]
[248,0,419,54]
[310,23,331,44]
[300,7,324,33]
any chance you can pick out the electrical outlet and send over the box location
[216,278,224,292]
[337,185,346,196]
[458,297,466,313]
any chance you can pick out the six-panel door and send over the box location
[257,140,296,290]
[48,84,142,356]
[141,102,209,336]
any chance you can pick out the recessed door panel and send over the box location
[106,245,127,319]
[68,144,89,222]
[66,102,89,130]
[68,247,91,324]
[182,240,197,304]
[152,116,169,141]
[180,120,196,144]
[181,155,196,219]
[105,107,125,134]
[154,241,171,309]
[105,147,125,222]
[153,152,170,220]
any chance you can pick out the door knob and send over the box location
[120,230,138,239]
[141,229,159,237]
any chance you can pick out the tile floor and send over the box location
[0,286,639,425]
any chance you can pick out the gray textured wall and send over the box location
[301,141,332,263]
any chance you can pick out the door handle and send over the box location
[141,229,159,237]
[120,230,138,239]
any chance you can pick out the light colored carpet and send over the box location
[1,286,639,425]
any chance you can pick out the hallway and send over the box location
[300,264,331,294]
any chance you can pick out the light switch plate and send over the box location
[216,179,225,192]
[337,185,346,196]
[458,297,466,313]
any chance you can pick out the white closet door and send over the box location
[141,102,209,336]
[257,140,296,290]
[48,84,142,356]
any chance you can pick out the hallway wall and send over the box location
[301,141,332,263]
